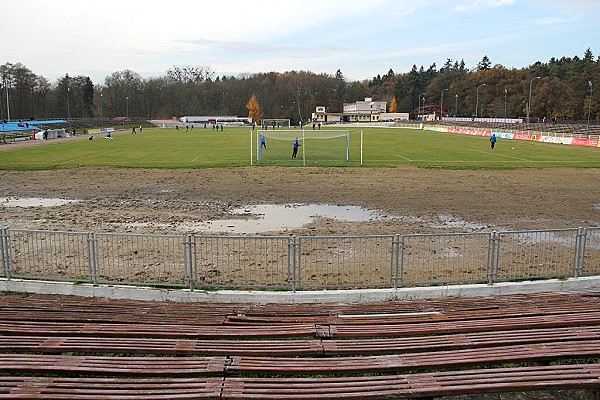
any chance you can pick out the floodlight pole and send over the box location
[67,87,70,119]
[100,92,103,128]
[440,88,448,122]
[587,81,594,138]
[527,76,541,124]
[504,88,508,130]
[455,94,458,117]
[4,78,10,121]
[420,93,426,120]
[475,84,486,119]
[126,96,129,121]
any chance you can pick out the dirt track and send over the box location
[0,164,599,235]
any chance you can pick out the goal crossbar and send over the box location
[258,129,349,140]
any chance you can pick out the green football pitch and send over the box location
[0,126,599,170]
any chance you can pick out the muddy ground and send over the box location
[0,161,599,235]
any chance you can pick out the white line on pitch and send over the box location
[396,155,414,161]
[466,148,532,161]
[190,156,203,162]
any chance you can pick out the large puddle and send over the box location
[0,197,80,208]
[182,204,385,234]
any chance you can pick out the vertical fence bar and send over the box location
[399,235,406,287]
[574,227,586,278]
[184,234,195,290]
[392,234,400,289]
[87,232,98,284]
[290,235,297,292]
[0,228,11,280]
[487,231,498,285]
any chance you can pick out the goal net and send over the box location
[256,129,350,166]
[261,119,291,129]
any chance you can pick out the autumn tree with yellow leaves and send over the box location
[246,95,263,124]
[389,96,398,113]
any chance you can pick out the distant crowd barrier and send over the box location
[1,227,599,291]
[423,125,600,148]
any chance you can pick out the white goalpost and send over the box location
[252,129,353,166]
[261,118,291,129]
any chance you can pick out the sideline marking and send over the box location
[396,154,414,161]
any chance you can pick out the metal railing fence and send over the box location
[1,227,600,291]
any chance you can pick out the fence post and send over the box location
[0,228,11,280]
[183,235,195,290]
[391,234,401,289]
[87,232,98,285]
[487,231,499,285]
[574,227,587,278]
[288,235,299,292]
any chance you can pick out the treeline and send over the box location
[0,49,598,122]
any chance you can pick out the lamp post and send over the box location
[475,84,486,119]
[420,93,426,120]
[100,92,103,128]
[504,88,508,130]
[4,78,10,121]
[455,94,458,117]
[440,88,449,122]
[587,80,594,138]
[527,76,541,123]
[126,96,129,122]
[66,87,70,119]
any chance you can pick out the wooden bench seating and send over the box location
[0,321,318,339]
[221,364,600,399]
[226,339,600,375]
[0,377,224,399]
[0,354,226,377]
[0,293,599,398]
[0,326,598,357]
[0,365,597,399]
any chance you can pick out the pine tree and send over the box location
[477,55,492,71]
[245,94,263,124]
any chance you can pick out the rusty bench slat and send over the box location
[0,311,227,326]
[0,376,223,399]
[226,303,600,325]
[2,311,600,340]
[220,364,600,399]
[0,355,227,377]
[0,326,599,358]
[327,310,600,337]
[0,336,324,356]
[323,325,600,355]
[227,339,600,375]
[0,321,317,339]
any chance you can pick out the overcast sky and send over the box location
[1,0,598,84]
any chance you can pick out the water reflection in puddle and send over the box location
[0,197,80,208]
[183,204,385,234]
